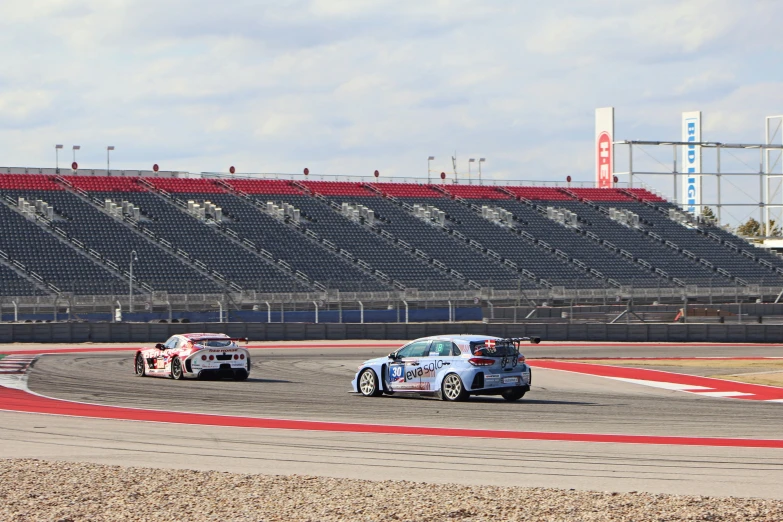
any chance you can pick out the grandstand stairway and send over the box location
[123,179,313,293]
[337,194,539,290]
[0,193,137,294]
[52,177,230,294]
[553,198,731,286]
[0,250,57,296]
[276,183,470,291]
[628,200,783,286]
[191,181,394,292]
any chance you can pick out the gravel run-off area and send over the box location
[2,459,783,521]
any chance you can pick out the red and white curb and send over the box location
[0,354,38,390]
[529,360,783,402]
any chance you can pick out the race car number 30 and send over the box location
[389,364,404,382]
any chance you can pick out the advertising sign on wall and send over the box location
[595,107,614,188]
[682,111,702,216]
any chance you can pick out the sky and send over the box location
[1,0,783,223]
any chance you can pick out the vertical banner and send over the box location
[595,107,614,188]
[682,111,702,216]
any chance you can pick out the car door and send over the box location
[388,340,431,392]
[154,336,178,373]
[421,339,458,392]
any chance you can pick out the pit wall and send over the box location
[2,321,783,343]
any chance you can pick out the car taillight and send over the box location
[201,355,206,361]
[469,357,495,366]
[240,354,245,360]
[209,355,214,361]
[518,355,526,363]
[234,354,239,360]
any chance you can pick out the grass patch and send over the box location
[710,372,783,387]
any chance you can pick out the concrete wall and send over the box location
[1,321,782,343]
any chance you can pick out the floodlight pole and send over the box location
[107,146,115,173]
[55,145,63,172]
[478,158,485,185]
[427,156,435,184]
[468,158,475,185]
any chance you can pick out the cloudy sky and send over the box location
[1,0,782,218]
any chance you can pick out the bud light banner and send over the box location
[681,111,702,216]
[595,107,614,188]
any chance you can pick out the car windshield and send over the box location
[470,340,517,357]
[198,339,233,347]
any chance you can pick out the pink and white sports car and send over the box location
[134,333,251,381]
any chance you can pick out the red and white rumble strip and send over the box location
[0,354,37,374]
[0,354,38,390]
[529,360,783,402]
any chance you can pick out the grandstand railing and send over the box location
[2,285,780,310]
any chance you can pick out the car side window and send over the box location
[397,341,430,358]
[427,340,452,357]
[164,337,178,350]
[451,342,463,356]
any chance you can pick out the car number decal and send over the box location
[389,364,405,382]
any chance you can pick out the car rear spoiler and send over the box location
[231,337,249,344]
[503,337,541,345]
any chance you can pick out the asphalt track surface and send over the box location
[2,341,783,498]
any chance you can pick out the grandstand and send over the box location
[1,171,781,310]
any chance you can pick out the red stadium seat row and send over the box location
[223,179,303,195]
[441,186,511,200]
[504,187,572,200]
[372,183,444,198]
[625,188,667,202]
[0,173,672,203]
[569,188,634,202]
[0,174,63,191]
[300,181,376,196]
[63,176,145,192]
[147,178,225,193]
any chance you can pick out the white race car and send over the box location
[134,333,250,380]
[352,335,539,401]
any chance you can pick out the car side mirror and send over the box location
[530,337,541,344]
[155,343,164,349]
[388,352,397,359]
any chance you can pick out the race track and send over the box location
[2,342,783,498]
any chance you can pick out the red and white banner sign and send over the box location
[595,107,614,188]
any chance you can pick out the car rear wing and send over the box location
[504,337,541,345]
[471,337,540,357]
[230,337,249,344]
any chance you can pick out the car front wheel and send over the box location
[358,369,382,397]
[441,373,468,402]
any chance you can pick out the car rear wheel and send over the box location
[441,373,468,402]
[233,369,249,381]
[359,369,382,397]
[501,388,526,401]
[135,354,146,377]
[170,358,184,380]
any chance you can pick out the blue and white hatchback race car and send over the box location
[351,335,540,401]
